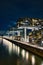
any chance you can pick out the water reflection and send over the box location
[3,39,12,54]
[21,49,26,58]
[15,45,18,53]
[26,51,29,60]
[13,44,16,51]
[41,62,43,65]
[0,38,43,65]
[32,55,35,65]
[17,46,20,55]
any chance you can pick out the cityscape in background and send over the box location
[1,17,43,47]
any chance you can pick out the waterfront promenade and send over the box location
[3,36,43,58]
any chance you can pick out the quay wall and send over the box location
[4,37,43,58]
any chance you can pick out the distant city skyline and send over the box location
[0,0,43,30]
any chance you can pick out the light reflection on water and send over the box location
[0,38,43,65]
[13,44,16,51]
[17,46,20,55]
[41,62,43,65]
[26,51,29,60]
[32,55,35,65]
[21,49,26,58]
[3,39,12,54]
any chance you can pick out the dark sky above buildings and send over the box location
[0,0,43,30]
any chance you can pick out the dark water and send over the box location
[0,38,43,65]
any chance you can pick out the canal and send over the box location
[0,38,43,65]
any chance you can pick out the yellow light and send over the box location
[26,51,29,60]
[3,39,12,54]
[21,49,25,58]
[13,44,16,52]
[17,46,20,55]
[32,55,35,65]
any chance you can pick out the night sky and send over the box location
[0,0,43,30]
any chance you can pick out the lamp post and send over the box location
[24,27,27,42]
[12,27,15,40]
